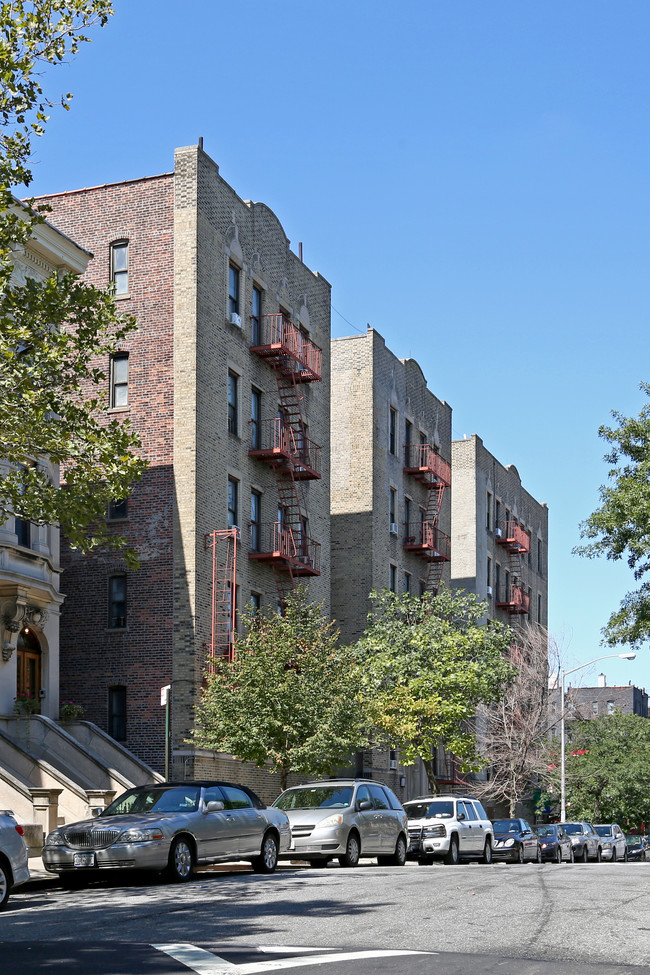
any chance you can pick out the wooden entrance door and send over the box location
[16,629,41,710]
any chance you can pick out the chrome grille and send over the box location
[64,829,121,850]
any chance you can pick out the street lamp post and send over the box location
[559,652,636,821]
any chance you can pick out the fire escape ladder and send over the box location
[495,521,531,617]
[205,528,238,669]
[270,362,310,604]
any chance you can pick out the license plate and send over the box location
[73,853,96,868]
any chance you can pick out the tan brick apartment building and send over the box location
[330,328,452,795]
[451,434,548,628]
[37,145,331,792]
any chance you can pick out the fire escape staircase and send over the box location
[204,527,238,668]
[249,313,322,605]
[402,444,451,594]
[495,520,531,615]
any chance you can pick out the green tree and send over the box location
[546,712,650,828]
[0,2,146,564]
[355,588,515,793]
[575,382,650,647]
[193,589,369,792]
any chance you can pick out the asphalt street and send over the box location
[1,859,649,973]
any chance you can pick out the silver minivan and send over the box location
[274,778,408,868]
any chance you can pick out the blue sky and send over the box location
[27,0,650,690]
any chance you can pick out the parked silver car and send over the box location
[0,809,30,909]
[42,781,291,885]
[595,823,627,862]
[274,779,408,867]
[562,821,602,862]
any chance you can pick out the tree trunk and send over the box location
[423,757,438,794]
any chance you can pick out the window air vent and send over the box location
[229,312,242,328]
[390,523,399,535]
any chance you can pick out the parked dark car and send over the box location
[492,818,541,863]
[625,835,649,861]
[534,823,574,863]
[562,822,602,862]
[42,781,291,885]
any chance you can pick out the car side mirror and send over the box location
[457,812,465,821]
[358,799,372,811]
[91,807,104,818]
[204,800,225,813]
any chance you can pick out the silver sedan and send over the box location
[0,810,30,908]
[42,781,291,885]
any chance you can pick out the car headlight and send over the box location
[45,831,65,846]
[422,824,446,838]
[540,842,549,849]
[317,813,344,829]
[119,827,164,843]
[503,838,515,848]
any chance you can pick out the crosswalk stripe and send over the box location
[154,943,437,973]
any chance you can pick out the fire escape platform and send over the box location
[495,585,531,615]
[251,315,322,383]
[403,445,451,488]
[403,523,451,562]
[495,521,531,554]
[248,524,321,576]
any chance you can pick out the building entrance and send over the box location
[16,628,41,710]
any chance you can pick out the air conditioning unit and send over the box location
[486,586,493,596]
[389,759,398,770]
[229,312,242,327]
[494,528,503,538]
[390,522,399,535]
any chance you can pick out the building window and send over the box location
[537,593,542,622]
[419,579,426,596]
[250,592,261,613]
[389,564,397,592]
[251,387,261,449]
[538,538,543,574]
[404,419,412,466]
[227,371,238,435]
[495,500,501,532]
[228,263,240,317]
[108,575,127,629]
[389,488,396,528]
[592,701,599,716]
[404,497,411,535]
[108,686,127,740]
[389,408,397,455]
[251,285,262,344]
[110,240,129,296]
[487,557,492,588]
[250,490,261,551]
[404,572,411,593]
[486,492,492,530]
[110,353,129,408]
[228,477,239,529]
[108,498,128,520]
[607,700,615,714]
[14,515,30,548]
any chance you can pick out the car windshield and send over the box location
[102,786,201,816]
[494,819,520,833]
[562,823,583,835]
[534,826,556,837]
[626,836,643,846]
[274,786,353,810]
[595,825,612,837]
[404,800,454,820]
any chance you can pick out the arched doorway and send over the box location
[16,628,41,709]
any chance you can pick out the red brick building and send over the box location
[37,145,331,794]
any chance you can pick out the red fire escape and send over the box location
[495,520,531,615]
[204,527,238,668]
[402,444,451,594]
[249,313,322,605]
